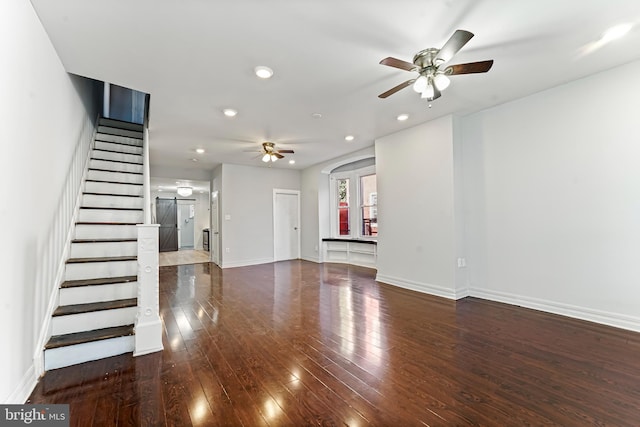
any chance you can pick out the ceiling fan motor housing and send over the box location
[263,142,275,151]
[413,48,440,68]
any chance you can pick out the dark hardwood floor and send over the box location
[28,261,640,426]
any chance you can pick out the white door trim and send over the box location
[211,191,220,266]
[273,189,301,261]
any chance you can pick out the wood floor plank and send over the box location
[28,260,640,426]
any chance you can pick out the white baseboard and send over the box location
[221,257,274,269]
[454,287,471,300]
[469,287,640,333]
[373,272,640,333]
[375,274,456,300]
[301,255,320,263]
[6,364,37,404]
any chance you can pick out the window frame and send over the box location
[330,165,376,240]
[359,173,377,237]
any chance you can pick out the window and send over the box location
[337,178,350,235]
[360,174,377,236]
[330,163,377,239]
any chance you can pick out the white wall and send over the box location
[300,147,375,262]
[220,164,300,268]
[462,59,640,331]
[375,116,457,298]
[149,165,212,182]
[0,0,100,403]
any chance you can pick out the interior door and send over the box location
[156,197,178,252]
[273,190,300,261]
[177,202,195,249]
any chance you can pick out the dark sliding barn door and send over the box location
[156,197,178,252]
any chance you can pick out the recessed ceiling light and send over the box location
[191,158,198,162]
[289,159,295,164]
[311,112,322,119]
[158,189,163,192]
[345,135,355,141]
[223,108,237,117]
[196,148,205,154]
[254,66,274,79]
[397,114,409,121]
[601,23,633,43]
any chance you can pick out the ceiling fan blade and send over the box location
[274,153,284,159]
[379,57,418,72]
[444,60,494,75]
[378,79,415,98]
[277,150,294,154]
[435,30,474,64]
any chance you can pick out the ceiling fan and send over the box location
[258,141,294,163]
[378,29,493,101]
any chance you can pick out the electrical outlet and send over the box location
[457,258,467,268]
[225,247,230,253]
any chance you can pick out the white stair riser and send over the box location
[95,133,142,146]
[97,126,143,139]
[65,260,137,281]
[89,159,143,174]
[82,194,143,209]
[70,241,137,258]
[78,209,143,223]
[59,282,138,306]
[92,150,143,164]
[98,118,143,132]
[85,181,143,196]
[94,140,143,155]
[87,170,143,184]
[75,224,138,239]
[44,335,134,370]
[51,306,137,336]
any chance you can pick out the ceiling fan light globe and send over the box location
[434,73,450,90]
[421,84,435,99]
[413,75,428,93]
[270,154,278,162]
[262,154,271,162]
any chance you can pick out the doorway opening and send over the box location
[151,178,212,266]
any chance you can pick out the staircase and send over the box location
[44,117,145,371]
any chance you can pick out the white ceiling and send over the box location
[31,0,640,171]
[150,177,210,196]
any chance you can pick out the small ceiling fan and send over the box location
[258,142,294,163]
[378,29,493,101]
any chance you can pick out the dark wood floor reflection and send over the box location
[29,261,640,426]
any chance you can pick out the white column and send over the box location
[134,224,163,356]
